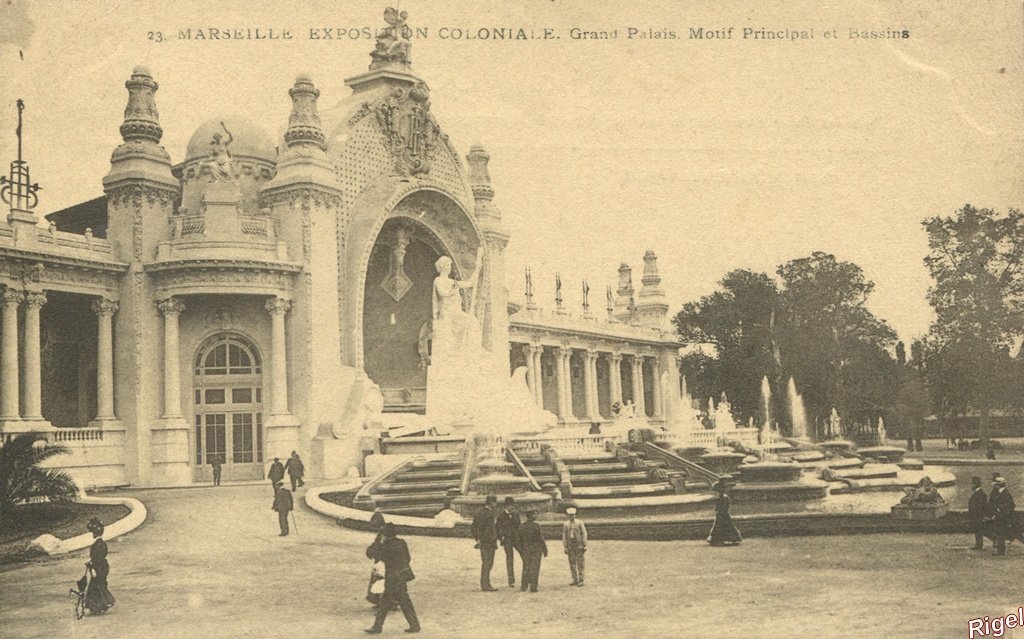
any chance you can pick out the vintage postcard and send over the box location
[1,1,1022,638]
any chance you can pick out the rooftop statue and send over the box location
[202,121,236,182]
[370,7,413,69]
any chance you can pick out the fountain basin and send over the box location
[818,440,856,454]
[700,452,746,475]
[449,491,552,517]
[739,462,803,483]
[791,451,826,463]
[675,447,710,462]
[857,446,906,463]
[469,473,532,495]
[731,478,830,502]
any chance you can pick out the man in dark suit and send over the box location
[267,457,285,492]
[518,509,548,593]
[471,495,499,591]
[271,481,293,536]
[495,496,521,588]
[967,476,988,550]
[988,477,1023,556]
[365,523,420,634]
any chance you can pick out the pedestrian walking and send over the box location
[83,518,116,615]
[471,494,499,591]
[211,456,222,486]
[267,457,285,492]
[562,507,587,586]
[707,477,742,546]
[365,523,420,634]
[518,509,547,593]
[272,481,293,536]
[285,451,305,491]
[496,496,521,588]
[967,476,988,550]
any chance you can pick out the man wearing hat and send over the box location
[562,507,587,586]
[967,476,988,550]
[988,476,1022,556]
[267,457,285,492]
[271,480,293,536]
[517,509,548,593]
[471,494,499,591]
[495,496,521,588]
[365,523,420,634]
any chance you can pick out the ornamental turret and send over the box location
[635,249,669,327]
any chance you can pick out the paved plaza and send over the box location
[0,483,1022,639]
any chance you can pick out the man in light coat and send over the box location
[562,507,587,586]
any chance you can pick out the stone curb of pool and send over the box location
[27,492,148,555]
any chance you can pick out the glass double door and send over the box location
[193,385,264,482]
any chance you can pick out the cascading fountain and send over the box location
[787,377,809,441]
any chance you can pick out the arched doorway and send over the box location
[362,219,447,413]
[192,333,265,482]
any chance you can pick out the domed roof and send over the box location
[184,117,276,164]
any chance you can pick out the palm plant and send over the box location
[0,432,79,527]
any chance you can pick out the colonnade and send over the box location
[516,342,665,423]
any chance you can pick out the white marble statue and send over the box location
[426,250,558,435]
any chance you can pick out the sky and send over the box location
[1,0,1022,342]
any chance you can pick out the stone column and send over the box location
[521,343,535,395]
[266,298,292,416]
[650,357,662,419]
[555,346,569,420]
[610,353,623,406]
[0,289,22,422]
[157,298,185,418]
[21,292,47,421]
[584,350,600,420]
[527,344,542,405]
[91,299,119,421]
[635,356,647,417]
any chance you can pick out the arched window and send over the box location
[195,334,262,376]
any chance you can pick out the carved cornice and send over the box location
[104,182,179,209]
[261,185,343,212]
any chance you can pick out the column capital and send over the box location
[91,298,120,316]
[265,297,292,315]
[156,297,185,316]
[611,352,623,363]
[23,291,46,309]
[1,289,23,306]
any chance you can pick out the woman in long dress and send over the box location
[84,518,116,614]
[707,479,742,546]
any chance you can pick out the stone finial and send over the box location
[466,145,494,202]
[640,250,664,293]
[616,263,633,296]
[284,75,326,150]
[119,66,163,144]
[370,7,413,70]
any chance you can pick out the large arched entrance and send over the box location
[362,218,450,413]
[191,333,265,482]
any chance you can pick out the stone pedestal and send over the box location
[891,502,948,521]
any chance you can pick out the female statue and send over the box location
[204,121,236,182]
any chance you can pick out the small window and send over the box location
[205,389,226,404]
[232,388,252,404]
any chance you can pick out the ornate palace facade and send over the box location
[0,13,682,487]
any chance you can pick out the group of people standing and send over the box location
[471,495,588,592]
[967,475,1024,555]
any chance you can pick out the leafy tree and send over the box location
[0,432,78,526]
[776,252,898,429]
[922,205,1024,441]
[673,270,780,423]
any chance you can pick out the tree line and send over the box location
[674,205,1024,442]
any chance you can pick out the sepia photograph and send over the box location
[0,1,1023,637]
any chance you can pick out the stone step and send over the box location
[373,480,460,494]
[370,491,452,506]
[570,471,651,485]
[392,469,463,481]
[376,504,448,517]
[567,462,630,473]
[570,483,675,498]
[531,475,560,485]
[409,459,462,470]
[558,451,617,462]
